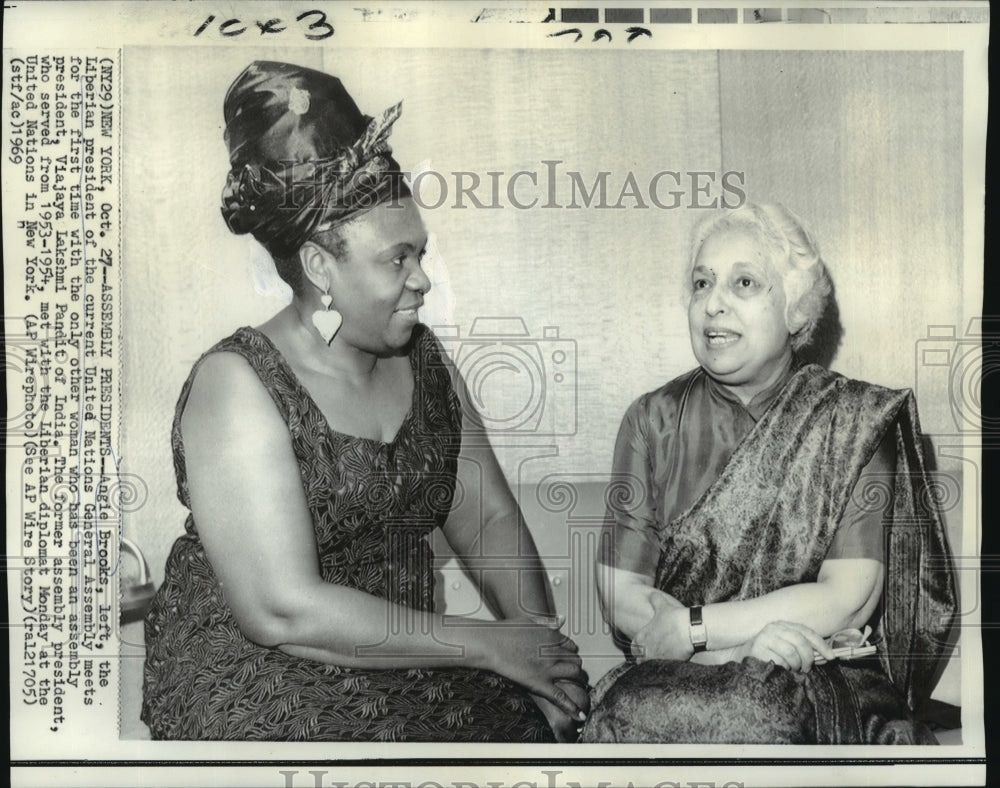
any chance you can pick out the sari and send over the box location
[583,364,956,743]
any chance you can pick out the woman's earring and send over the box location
[311,289,343,345]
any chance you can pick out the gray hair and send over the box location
[688,202,832,352]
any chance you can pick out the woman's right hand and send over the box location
[477,617,588,721]
[739,620,834,673]
[532,680,592,742]
[630,590,689,663]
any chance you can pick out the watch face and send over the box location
[689,606,708,650]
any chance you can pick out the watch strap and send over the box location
[689,605,708,653]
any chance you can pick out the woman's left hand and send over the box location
[738,620,833,673]
[533,679,591,742]
[631,591,690,663]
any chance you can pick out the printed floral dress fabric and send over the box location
[141,324,553,741]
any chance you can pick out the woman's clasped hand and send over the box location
[474,616,589,739]
[629,591,688,663]
[737,621,835,674]
[474,616,587,713]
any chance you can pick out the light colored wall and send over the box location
[719,50,964,391]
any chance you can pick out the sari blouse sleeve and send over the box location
[600,396,665,579]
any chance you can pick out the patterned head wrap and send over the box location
[221,61,408,259]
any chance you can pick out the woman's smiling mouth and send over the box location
[393,302,422,320]
[705,329,741,347]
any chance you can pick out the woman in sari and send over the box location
[584,203,956,744]
[141,61,588,742]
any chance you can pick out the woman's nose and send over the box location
[704,285,726,315]
[407,262,432,294]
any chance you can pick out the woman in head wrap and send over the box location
[141,61,588,742]
[584,203,956,743]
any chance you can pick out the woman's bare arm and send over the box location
[180,352,584,715]
[440,388,555,623]
[595,563,679,639]
[697,558,883,649]
[438,376,590,738]
[604,558,879,664]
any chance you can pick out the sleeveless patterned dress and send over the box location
[141,324,553,741]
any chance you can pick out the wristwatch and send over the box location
[689,605,708,653]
